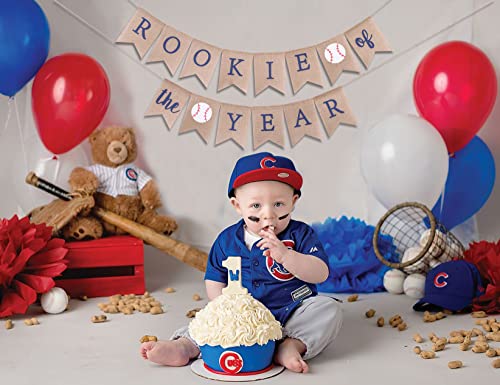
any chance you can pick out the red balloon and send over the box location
[413,41,497,153]
[32,53,110,154]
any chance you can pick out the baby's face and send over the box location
[230,180,299,236]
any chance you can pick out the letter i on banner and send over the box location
[146,25,193,76]
[216,104,251,149]
[253,53,287,96]
[251,106,286,150]
[116,8,164,59]
[179,39,222,88]
[315,34,361,86]
[144,79,191,130]
[218,50,253,94]
[314,87,357,137]
[285,47,323,94]
[283,100,323,147]
[345,17,392,68]
[179,95,221,144]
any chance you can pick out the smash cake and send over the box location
[189,257,282,375]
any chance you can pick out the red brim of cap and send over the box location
[233,168,303,193]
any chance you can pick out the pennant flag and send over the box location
[218,50,253,94]
[146,25,193,75]
[283,100,323,147]
[179,39,222,88]
[179,95,221,143]
[314,87,357,137]
[216,104,251,149]
[116,8,164,59]
[251,106,286,149]
[144,79,191,130]
[316,34,361,85]
[253,53,287,96]
[345,17,392,68]
[285,47,323,94]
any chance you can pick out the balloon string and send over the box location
[14,97,29,179]
[1,97,14,137]
[54,0,494,93]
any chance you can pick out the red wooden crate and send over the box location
[56,236,145,298]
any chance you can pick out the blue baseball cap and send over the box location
[413,260,485,312]
[228,152,303,198]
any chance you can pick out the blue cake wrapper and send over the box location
[200,341,275,374]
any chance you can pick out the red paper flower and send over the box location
[0,215,68,317]
[464,240,500,314]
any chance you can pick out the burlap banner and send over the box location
[316,34,361,85]
[179,95,221,143]
[144,79,191,129]
[345,17,392,68]
[115,8,164,59]
[253,53,287,96]
[283,100,323,147]
[179,39,222,88]
[285,46,324,94]
[218,50,253,94]
[216,104,251,149]
[144,80,356,150]
[117,8,391,95]
[314,88,357,137]
[146,25,193,75]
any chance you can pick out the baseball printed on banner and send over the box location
[324,42,346,64]
[191,102,213,124]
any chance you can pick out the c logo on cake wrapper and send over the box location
[125,167,138,181]
[219,351,243,374]
[265,240,295,281]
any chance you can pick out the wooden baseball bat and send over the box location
[26,172,207,272]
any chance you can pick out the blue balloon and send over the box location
[0,0,50,97]
[432,136,495,230]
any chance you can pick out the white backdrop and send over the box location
[1,0,498,251]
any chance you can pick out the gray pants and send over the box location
[171,295,343,360]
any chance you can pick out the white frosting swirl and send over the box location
[189,292,282,348]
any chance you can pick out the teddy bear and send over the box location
[62,125,178,241]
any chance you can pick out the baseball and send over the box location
[324,42,346,64]
[383,269,406,294]
[403,273,426,299]
[191,102,213,124]
[401,246,424,274]
[419,228,446,247]
[41,287,69,314]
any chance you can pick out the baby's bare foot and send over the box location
[140,338,199,366]
[274,338,309,373]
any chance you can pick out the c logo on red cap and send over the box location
[260,156,276,169]
[434,272,449,288]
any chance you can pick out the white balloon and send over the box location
[360,114,449,209]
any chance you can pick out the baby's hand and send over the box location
[256,228,290,264]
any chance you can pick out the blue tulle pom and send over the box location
[311,216,399,293]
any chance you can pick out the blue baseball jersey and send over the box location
[204,219,329,324]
